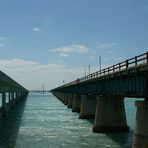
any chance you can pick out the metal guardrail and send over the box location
[64,52,148,87]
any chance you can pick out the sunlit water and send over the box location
[0,92,139,148]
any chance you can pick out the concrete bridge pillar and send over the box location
[93,95,129,132]
[72,94,81,112]
[11,92,15,108]
[132,99,148,148]
[79,94,96,119]
[63,93,68,105]
[2,92,6,117]
[8,92,11,102]
[67,94,73,108]
[15,92,18,104]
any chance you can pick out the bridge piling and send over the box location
[132,99,148,148]
[63,93,68,105]
[11,92,15,108]
[72,94,81,112]
[2,92,6,117]
[8,92,11,102]
[93,95,129,133]
[67,94,73,108]
[50,52,148,147]
[79,94,96,119]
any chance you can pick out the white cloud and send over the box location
[32,27,41,32]
[97,42,117,49]
[0,58,110,90]
[52,45,89,54]
[59,53,69,57]
[0,59,84,90]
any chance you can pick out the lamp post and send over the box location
[99,56,101,71]
[88,64,90,75]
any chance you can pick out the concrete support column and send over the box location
[67,94,73,108]
[93,95,129,133]
[72,94,81,112]
[11,92,15,108]
[79,94,96,119]
[2,92,6,117]
[64,93,68,105]
[132,99,148,148]
[8,92,11,102]
[15,92,18,104]
[17,92,19,100]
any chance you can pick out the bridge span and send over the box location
[51,52,148,148]
[0,71,28,117]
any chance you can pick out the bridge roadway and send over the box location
[0,70,28,117]
[51,52,148,148]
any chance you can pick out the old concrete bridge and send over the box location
[51,52,148,148]
[0,71,28,117]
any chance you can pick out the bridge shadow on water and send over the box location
[86,119,133,148]
[0,98,27,148]
[105,131,133,148]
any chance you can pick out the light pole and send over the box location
[63,80,65,84]
[88,64,90,75]
[84,66,86,76]
[99,56,101,71]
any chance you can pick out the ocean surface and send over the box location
[0,92,139,148]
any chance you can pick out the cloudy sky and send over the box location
[0,0,148,90]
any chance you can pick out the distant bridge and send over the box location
[30,84,49,93]
[30,90,50,93]
[51,52,148,148]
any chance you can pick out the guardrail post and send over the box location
[135,56,137,66]
[113,65,115,72]
[126,60,128,69]
[108,68,109,74]
[119,63,121,71]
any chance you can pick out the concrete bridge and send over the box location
[51,52,148,148]
[0,71,28,117]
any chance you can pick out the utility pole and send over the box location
[99,56,101,71]
[84,66,86,76]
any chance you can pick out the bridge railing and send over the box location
[64,52,148,87]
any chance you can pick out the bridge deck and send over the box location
[51,52,148,98]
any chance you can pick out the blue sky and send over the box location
[0,0,148,89]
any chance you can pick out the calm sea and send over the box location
[0,92,138,148]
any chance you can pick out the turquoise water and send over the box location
[0,92,138,148]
